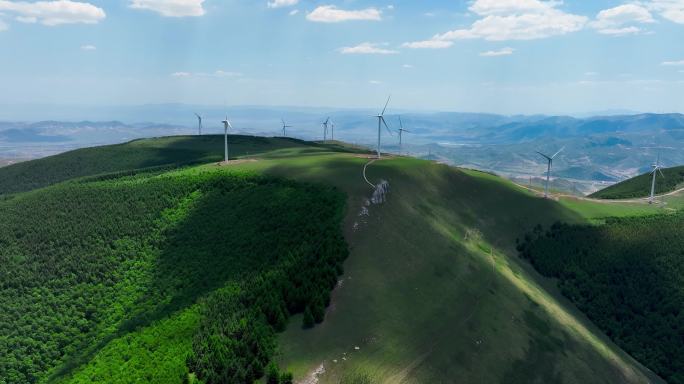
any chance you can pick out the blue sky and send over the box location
[0,0,683,114]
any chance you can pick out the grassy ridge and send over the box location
[591,165,684,199]
[0,165,347,384]
[518,215,684,383]
[0,135,668,384]
[226,156,661,383]
[0,135,315,195]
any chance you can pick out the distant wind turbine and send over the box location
[321,118,330,141]
[375,96,393,158]
[281,119,292,137]
[194,113,203,136]
[398,115,411,151]
[330,119,335,141]
[536,147,564,198]
[221,116,232,163]
[649,154,665,204]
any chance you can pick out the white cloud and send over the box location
[15,15,36,23]
[402,39,453,49]
[404,0,586,45]
[590,4,654,35]
[80,44,96,50]
[584,71,599,76]
[0,19,7,31]
[129,0,205,17]
[647,0,684,24]
[267,0,298,9]
[0,0,105,26]
[468,0,563,16]
[480,47,515,56]
[369,80,382,84]
[338,42,398,55]
[306,5,382,23]
[289,9,299,15]
[662,59,684,66]
[596,26,643,35]
[402,64,414,68]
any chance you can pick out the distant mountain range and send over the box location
[1,106,683,194]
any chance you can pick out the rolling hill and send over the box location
[0,135,671,383]
[590,165,684,199]
[0,135,324,195]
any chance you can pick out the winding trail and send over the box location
[363,158,378,188]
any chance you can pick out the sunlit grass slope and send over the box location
[591,165,684,200]
[228,155,662,383]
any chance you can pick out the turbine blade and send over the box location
[399,115,403,129]
[536,151,552,161]
[659,168,665,178]
[552,146,565,159]
[382,117,393,136]
[381,95,391,116]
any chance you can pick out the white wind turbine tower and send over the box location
[221,116,232,163]
[281,119,292,137]
[194,113,203,135]
[536,147,564,198]
[330,119,335,141]
[321,118,330,141]
[375,96,393,159]
[649,154,665,204]
[398,115,411,153]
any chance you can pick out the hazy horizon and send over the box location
[1,1,684,115]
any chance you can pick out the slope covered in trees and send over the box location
[517,214,684,383]
[0,166,347,384]
[591,165,684,199]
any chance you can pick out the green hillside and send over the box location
[0,164,347,383]
[0,135,320,195]
[0,136,668,384]
[591,165,684,199]
[518,215,684,383]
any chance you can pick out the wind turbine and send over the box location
[221,116,232,163]
[649,154,665,204]
[375,96,392,158]
[398,115,411,151]
[330,119,335,141]
[194,113,203,135]
[321,118,330,142]
[281,119,292,137]
[536,147,564,198]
